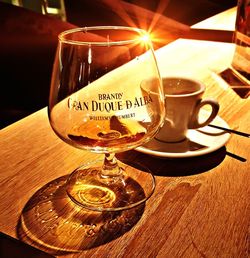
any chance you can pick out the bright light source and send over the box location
[140,33,151,43]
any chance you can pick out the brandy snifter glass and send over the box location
[48,26,165,211]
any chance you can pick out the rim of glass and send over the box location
[58,26,149,46]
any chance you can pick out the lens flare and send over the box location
[140,33,151,43]
[102,0,185,49]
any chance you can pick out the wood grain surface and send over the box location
[0,7,249,258]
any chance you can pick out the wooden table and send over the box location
[1,7,249,258]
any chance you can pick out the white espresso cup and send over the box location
[155,77,219,142]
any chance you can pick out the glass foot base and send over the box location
[66,159,155,211]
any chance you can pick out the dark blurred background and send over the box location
[0,0,237,129]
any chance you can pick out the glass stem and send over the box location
[101,153,123,178]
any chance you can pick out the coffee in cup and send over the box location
[155,77,219,142]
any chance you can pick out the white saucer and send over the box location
[136,115,231,158]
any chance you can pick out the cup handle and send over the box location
[188,99,219,129]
